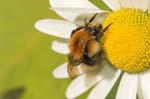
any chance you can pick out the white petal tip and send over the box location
[65,91,73,99]
[34,19,76,38]
[65,87,81,99]
[51,40,69,55]
[52,63,69,79]
[34,19,52,35]
[34,20,42,31]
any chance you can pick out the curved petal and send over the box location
[50,0,101,22]
[66,73,99,99]
[51,39,69,55]
[87,69,121,99]
[66,61,118,99]
[35,19,77,39]
[103,0,120,11]
[116,72,138,99]
[53,62,69,79]
[74,11,110,26]
[138,69,150,99]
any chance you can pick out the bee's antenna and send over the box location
[85,13,98,28]
[101,23,113,33]
[88,13,98,24]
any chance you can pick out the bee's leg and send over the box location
[98,24,102,30]
[67,64,79,79]
[96,23,113,40]
[94,51,104,64]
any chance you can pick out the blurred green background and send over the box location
[0,0,116,99]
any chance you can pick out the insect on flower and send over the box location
[67,14,112,78]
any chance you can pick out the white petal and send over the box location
[88,69,121,99]
[50,0,98,8]
[74,12,109,26]
[50,0,101,22]
[103,0,120,11]
[137,76,143,99]
[35,19,77,39]
[132,0,149,12]
[50,7,101,23]
[51,39,69,55]
[118,0,150,11]
[66,73,99,99]
[138,69,150,99]
[148,0,150,14]
[53,62,69,79]
[116,72,138,99]
[66,61,118,99]
[118,0,135,9]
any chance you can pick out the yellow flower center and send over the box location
[102,8,150,73]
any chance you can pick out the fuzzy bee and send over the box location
[67,14,112,78]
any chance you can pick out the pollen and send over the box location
[102,8,150,73]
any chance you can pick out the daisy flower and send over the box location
[35,0,150,99]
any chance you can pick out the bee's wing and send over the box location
[35,19,77,39]
[67,62,100,79]
[50,0,101,22]
[74,12,110,26]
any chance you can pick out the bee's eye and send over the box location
[87,27,99,36]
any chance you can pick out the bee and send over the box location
[67,13,112,78]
